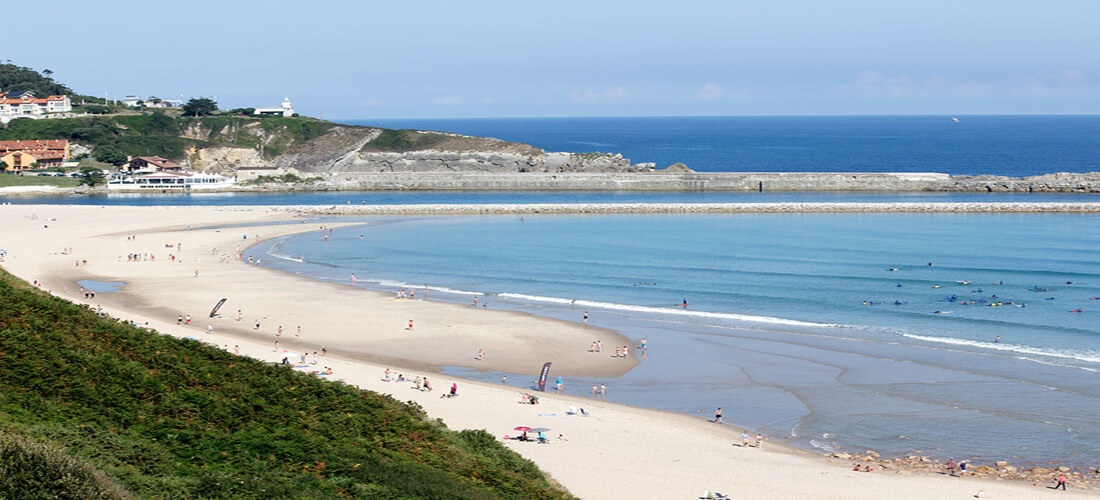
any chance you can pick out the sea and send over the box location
[5,116,1099,467]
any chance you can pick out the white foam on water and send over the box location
[901,333,1100,366]
[498,292,840,328]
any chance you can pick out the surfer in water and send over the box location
[679,298,689,308]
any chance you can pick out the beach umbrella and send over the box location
[530,427,551,432]
[513,426,533,432]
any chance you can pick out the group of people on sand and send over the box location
[739,431,764,448]
[395,289,415,299]
[613,345,630,358]
[589,340,602,352]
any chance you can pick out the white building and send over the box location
[0,91,73,122]
[120,95,182,108]
[254,98,295,117]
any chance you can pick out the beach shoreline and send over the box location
[2,203,1095,498]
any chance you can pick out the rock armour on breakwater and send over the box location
[240,171,1100,193]
[204,202,1100,215]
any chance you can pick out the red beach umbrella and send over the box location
[513,426,533,432]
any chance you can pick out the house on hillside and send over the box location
[254,98,295,117]
[0,91,72,122]
[120,95,181,108]
[0,140,70,172]
[0,150,65,172]
[119,156,182,173]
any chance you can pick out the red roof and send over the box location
[0,140,68,153]
[0,95,68,105]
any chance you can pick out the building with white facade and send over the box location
[0,92,73,122]
[254,98,295,117]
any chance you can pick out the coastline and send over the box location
[2,203,1095,498]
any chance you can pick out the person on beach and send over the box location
[234,345,240,355]
[994,336,1000,343]
[1055,474,1067,490]
[592,384,598,396]
[599,384,606,397]
[296,325,301,337]
[947,459,956,476]
[277,326,283,337]
[473,297,478,307]
[423,378,432,392]
[755,434,764,448]
[449,382,457,398]
[741,431,750,447]
[255,320,260,330]
[477,349,484,360]
[583,311,589,323]
[407,319,414,330]
[274,341,279,352]
[185,314,191,325]
[714,408,723,424]
[177,314,183,325]
[640,337,647,349]
[556,376,563,391]
[959,460,967,477]
[207,324,214,334]
[321,346,327,356]
[236,309,242,321]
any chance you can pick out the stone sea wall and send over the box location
[214,202,1100,216]
[242,171,1100,193]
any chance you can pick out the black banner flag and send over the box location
[537,362,552,392]
[209,298,227,317]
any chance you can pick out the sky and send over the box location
[7,0,1100,118]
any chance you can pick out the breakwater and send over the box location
[226,202,1100,216]
[263,171,1100,193]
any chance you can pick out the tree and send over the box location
[182,97,217,117]
[92,147,126,167]
[78,167,105,187]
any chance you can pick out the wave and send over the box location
[901,333,1100,365]
[266,241,304,263]
[299,267,842,328]
[496,293,841,328]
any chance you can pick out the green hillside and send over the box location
[0,268,569,499]
[0,114,337,165]
[0,63,73,97]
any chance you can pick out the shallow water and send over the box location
[253,213,1100,467]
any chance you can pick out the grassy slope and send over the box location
[0,114,339,162]
[0,269,569,499]
[0,174,80,188]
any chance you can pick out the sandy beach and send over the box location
[1,203,1094,499]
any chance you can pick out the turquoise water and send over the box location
[255,213,1100,467]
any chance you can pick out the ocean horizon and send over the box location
[340,115,1100,178]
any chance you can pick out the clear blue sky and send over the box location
[8,0,1099,118]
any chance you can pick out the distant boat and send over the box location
[951,117,960,122]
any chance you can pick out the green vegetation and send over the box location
[360,129,449,153]
[182,97,218,117]
[0,433,131,499]
[0,63,72,97]
[78,166,107,187]
[0,173,80,188]
[0,269,568,499]
[0,113,338,163]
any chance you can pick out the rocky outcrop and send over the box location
[188,146,265,174]
[272,126,659,174]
